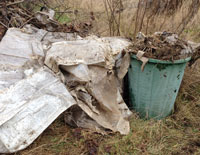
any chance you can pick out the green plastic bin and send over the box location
[128,55,191,119]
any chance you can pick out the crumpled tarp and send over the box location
[0,26,131,153]
[45,37,132,134]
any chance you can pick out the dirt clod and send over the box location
[72,128,83,140]
[85,139,98,155]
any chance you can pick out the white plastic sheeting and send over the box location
[0,68,76,153]
[45,38,132,134]
[0,27,45,91]
[0,27,77,153]
[0,26,132,153]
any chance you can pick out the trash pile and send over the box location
[0,1,133,153]
[1,1,200,153]
[0,25,132,153]
[130,32,193,61]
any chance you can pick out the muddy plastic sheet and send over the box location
[0,27,76,153]
[0,27,45,91]
[63,66,131,134]
[0,28,45,62]
[45,36,131,71]
[45,37,132,135]
[0,26,81,91]
[0,68,76,153]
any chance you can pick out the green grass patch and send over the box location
[55,13,71,24]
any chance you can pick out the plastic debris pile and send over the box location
[0,25,132,153]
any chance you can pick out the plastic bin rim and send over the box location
[131,54,191,64]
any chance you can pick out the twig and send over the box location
[0,21,8,29]
[134,0,142,38]
[23,144,49,155]
[56,7,71,21]
[103,0,111,36]
[0,0,24,8]
[138,0,148,32]
[55,10,73,14]
[103,0,122,36]
[19,16,35,28]
[176,0,200,35]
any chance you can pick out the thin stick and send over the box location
[19,16,35,28]
[134,0,142,38]
[0,21,8,29]
[0,0,24,8]
[138,0,148,32]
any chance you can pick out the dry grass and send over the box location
[31,0,200,41]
